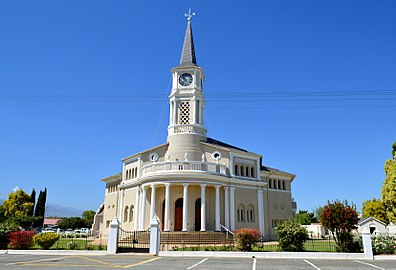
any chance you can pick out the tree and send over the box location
[27,189,36,217]
[320,200,359,252]
[361,198,388,224]
[296,210,318,225]
[382,142,396,223]
[314,206,323,222]
[0,205,6,223]
[3,189,33,218]
[82,210,95,227]
[34,188,47,218]
[57,217,87,230]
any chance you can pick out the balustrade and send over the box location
[142,161,227,176]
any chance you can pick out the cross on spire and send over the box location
[184,8,195,21]
[179,9,197,66]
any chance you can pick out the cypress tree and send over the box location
[27,188,36,217]
[34,188,47,218]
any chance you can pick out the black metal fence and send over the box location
[160,232,235,251]
[118,228,150,253]
[160,232,342,252]
[34,233,108,250]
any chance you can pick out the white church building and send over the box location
[97,12,297,240]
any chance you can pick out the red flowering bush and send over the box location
[320,200,359,252]
[234,228,261,251]
[9,230,35,249]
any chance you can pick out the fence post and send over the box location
[107,218,119,254]
[149,218,160,255]
[362,228,373,259]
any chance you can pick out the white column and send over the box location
[118,189,124,222]
[192,97,196,124]
[224,187,229,229]
[229,153,235,176]
[256,158,261,180]
[200,184,206,232]
[257,189,265,236]
[182,183,189,232]
[169,100,173,124]
[150,184,156,220]
[230,187,235,230]
[173,100,178,124]
[137,157,142,178]
[164,183,171,231]
[134,187,140,230]
[199,100,202,125]
[215,185,221,231]
[139,186,147,231]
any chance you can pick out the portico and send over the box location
[131,182,265,233]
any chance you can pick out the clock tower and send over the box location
[166,10,206,161]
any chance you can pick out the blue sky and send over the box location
[0,0,395,214]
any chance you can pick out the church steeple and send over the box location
[166,9,207,162]
[179,11,197,67]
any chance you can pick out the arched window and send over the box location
[129,206,134,222]
[124,206,129,223]
[251,167,254,178]
[237,204,246,222]
[235,165,239,176]
[247,204,255,222]
[241,166,245,176]
[246,166,249,177]
[126,170,129,180]
[269,179,272,189]
[282,181,286,190]
[278,180,281,190]
[274,180,277,189]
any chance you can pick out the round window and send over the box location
[211,151,221,161]
[149,153,159,162]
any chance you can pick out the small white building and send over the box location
[303,223,328,238]
[357,217,387,235]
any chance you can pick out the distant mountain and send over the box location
[45,203,84,218]
[0,199,82,218]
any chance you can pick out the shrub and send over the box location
[372,235,396,255]
[67,241,79,250]
[0,231,9,249]
[234,228,260,251]
[275,219,308,251]
[335,232,362,253]
[9,230,35,249]
[0,223,20,249]
[33,232,60,250]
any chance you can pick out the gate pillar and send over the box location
[107,218,120,254]
[149,217,160,255]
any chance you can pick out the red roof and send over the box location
[44,218,60,226]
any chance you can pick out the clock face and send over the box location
[179,73,193,86]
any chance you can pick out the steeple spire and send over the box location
[179,9,197,66]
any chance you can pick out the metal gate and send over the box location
[118,228,150,253]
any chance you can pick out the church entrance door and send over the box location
[195,198,201,231]
[174,198,183,231]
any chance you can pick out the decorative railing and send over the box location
[168,124,206,135]
[142,161,227,176]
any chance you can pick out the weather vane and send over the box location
[185,8,195,21]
